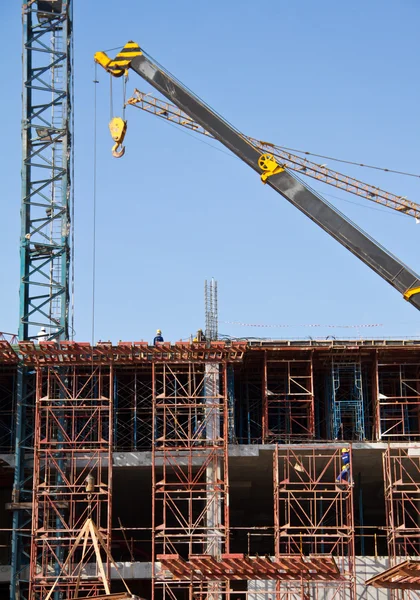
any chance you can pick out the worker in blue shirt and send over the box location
[153,329,164,345]
[336,448,351,483]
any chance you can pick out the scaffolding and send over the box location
[263,352,315,442]
[237,357,263,444]
[0,366,16,453]
[152,342,245,600]
[113,367,153,451]
[10,364,36,600]
[85,347,420,450]
[273,446,356,600]
[329,360,365,441]
[383,447,420,599]
[5,339,420,597]
[18,344,113,599]
[376,358,420,440]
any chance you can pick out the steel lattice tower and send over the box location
[11,3,73,599]
[19,0,73,342]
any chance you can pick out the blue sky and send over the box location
[1,0,420,343]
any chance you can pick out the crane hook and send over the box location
[112,142,126,158]
[109,117,127,159]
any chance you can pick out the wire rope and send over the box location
[92,64,98,345]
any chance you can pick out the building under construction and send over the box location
[4,1,420,598]
[1,336,420,599]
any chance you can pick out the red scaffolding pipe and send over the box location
[381,447,420,600]
[273,445,356,600]
[152,358,231,600]
[28,365,113,599]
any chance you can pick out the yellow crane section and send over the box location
[127,89,420,221]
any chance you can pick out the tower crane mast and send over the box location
[11,3,73,600]
[20,0,73,342]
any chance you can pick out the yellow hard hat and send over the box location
[157,329,161,334]
[342,448,349,453]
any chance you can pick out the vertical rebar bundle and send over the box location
[205,279,218,341]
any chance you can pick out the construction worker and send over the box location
[193,329,206,343]
[153,329,164,345]
[37,327,48,342]
[336,448,351,484]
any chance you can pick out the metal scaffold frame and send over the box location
[152,357,230,600]
[10,365,36,600]
[113,367,153,451]
[376,356,420,440]
[29,363,113,599]
[0,367,17,453]
[263,352,315,442]
[329,359,366,441]
[237,358,263,444]
[273,446,356,600]
[384,447,420,559]
[8,340,246,599]
[380,447,420,598]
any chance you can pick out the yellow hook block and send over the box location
[109,117,127,158]
[258,153,285,183]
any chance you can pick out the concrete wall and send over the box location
[0,557,394,600]
[247,557,391,600]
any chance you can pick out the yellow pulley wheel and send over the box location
[258,153,276,172]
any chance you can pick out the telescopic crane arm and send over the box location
[94,42,420,311]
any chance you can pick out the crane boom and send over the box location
[128,89,420,220]
[94,43,420,310]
